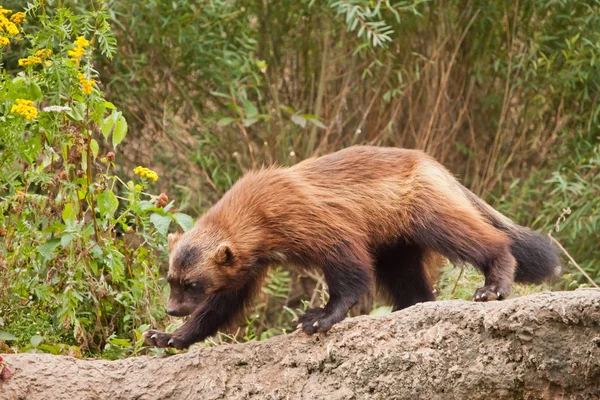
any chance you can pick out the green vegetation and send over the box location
[1,0,598,358]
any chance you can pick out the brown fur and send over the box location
[143,146,558,349]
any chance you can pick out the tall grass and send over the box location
[100,0,600,336]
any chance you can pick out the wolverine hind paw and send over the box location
[473,285,510,302]
[297,308,342,335]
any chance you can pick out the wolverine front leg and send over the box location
[144,287,252,349]
[143,308,210,350]
[298,244,372,335]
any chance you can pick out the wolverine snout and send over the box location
[166,298,194,317]
[166,307,188,317]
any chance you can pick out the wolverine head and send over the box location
[165,228,238,317]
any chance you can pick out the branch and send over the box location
[2,290,600,399]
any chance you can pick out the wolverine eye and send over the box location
[186,281,202,290]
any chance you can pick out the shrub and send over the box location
[0,2,192,356]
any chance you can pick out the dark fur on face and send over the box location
[165,232,239,317]
[166,274,210,317]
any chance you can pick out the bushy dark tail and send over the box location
[460,185,560,284]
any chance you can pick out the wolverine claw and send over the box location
[313,321,319,327]
[143,329,178,348]
[296,323,303,330]
[473,285,509,302]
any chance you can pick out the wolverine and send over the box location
[144,145,559,349]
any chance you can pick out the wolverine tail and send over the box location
[460,185,560,284]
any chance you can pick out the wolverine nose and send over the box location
[166,308,181,317]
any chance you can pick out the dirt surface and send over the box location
[1,289,600,400]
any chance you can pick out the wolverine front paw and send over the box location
[296,308,342,335]
[143,330,189,350]
[473,285,510,302]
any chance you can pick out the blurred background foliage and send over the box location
[1,0,598,358]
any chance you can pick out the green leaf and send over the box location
[97,190,119,217]
[30,334,43,347]
[38,239,60,259]
[243,118,258,127]
[210,91,231,99]
[309,119,327,129]
[90,138,99,159]
[217,117,235,127]
[150,213,171,236]
[101,111,118,140]
[108,337,132,347]
[67,101,86,122]
[11,77,42,101]
[90,245,103,261]
[104,101,116,110]
[112,114,128,147]
[30,82,43,100]
[60,233,74,247]
[227,101,241,116]
[136,201,155,211]
[279,105,295,114]
[302,114,327,129]
[173,213,194,232]
[290,114,307,128]
[243,99,258,117]
[0,331,17,341]
[62,203,76,224]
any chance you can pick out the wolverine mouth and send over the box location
[166,307,192,317]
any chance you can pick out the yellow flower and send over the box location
[0,16,19,36]
[44,60,52,67]
[35,49,52,59]
[0,36,8,46]
[78,73,95,95]
[68,36,90,64]
[5,23,18,35]
[0,7,19,35]
[11,99,38,120]
[74,36,89,48]
[68,46,85,59]
[18,56,42,66]
[10,12,25,24]
[133,166,159,181]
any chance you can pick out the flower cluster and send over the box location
[35,49,52,59]
[10,12,25,24]
[18,55,42,66]
[11,99,38,120]
[35,48,53,66]
[68,36,90,64]
[133,166,159,181]
[78,73,95,95]
[0,6,21,45]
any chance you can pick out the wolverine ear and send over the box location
[213,243,234,265]
[167,232,182,252]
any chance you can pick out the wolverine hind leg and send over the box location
[411,207,516,301]
[375,240,437,311]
